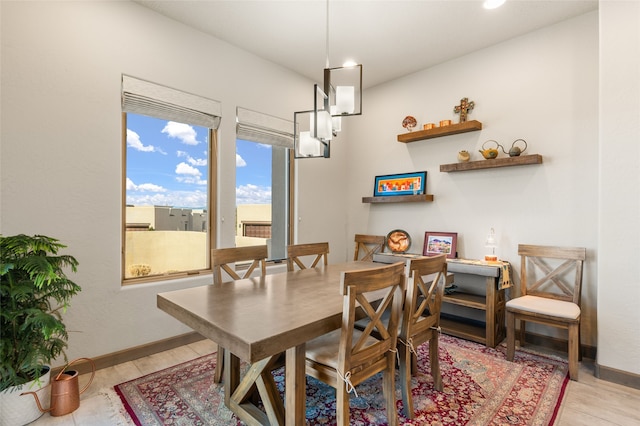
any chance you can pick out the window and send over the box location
[235,107,293,261]
[121,75,221,283]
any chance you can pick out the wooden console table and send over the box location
[373,254,506,348]
[442,259,506,348]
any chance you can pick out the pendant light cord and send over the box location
[325,0,330,69]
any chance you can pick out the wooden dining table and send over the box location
[157,260,394,426]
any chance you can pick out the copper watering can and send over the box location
[22,358,95,417]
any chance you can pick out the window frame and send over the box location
[235,107,295,261]
[120,115,218,286]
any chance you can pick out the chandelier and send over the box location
[294,0,363,159]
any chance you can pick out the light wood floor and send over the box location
[30,339,640,426]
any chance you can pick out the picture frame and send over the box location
[374,171,427,197]
[423,232,458,259]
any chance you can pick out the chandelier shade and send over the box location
[294,110,330,158]
[324,64,362,117]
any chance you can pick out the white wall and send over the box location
[2,1,639,379]
[346,12,600,346]
[0,1,348,361]
[597,0,640,376]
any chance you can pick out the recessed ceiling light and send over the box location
[483,0,506,10]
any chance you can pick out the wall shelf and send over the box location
[440,154,543,172]
[397,120,482,143]
[362,194,434,204]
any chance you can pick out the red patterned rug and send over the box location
[114,335,568,425]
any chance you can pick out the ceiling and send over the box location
[134,0,598,89]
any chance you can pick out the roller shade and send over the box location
[236,107,294,148]
[122,74,221,129]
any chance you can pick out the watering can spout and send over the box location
[20,358,95,417]
[21,390,53,413]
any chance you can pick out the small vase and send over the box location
[457,150,470,162]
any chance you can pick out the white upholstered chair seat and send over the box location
[305,329,380,368]
[506,295,580,320]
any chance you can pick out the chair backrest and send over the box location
[353,234,386,261]
[338,262,406,374]
[518,244,586,304]
[286,242,329,271]
[211,245,268,285]
[400,254,447,343]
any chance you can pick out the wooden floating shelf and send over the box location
[362,194,434,204]
[440,154,543,172]
[397,120,483,143]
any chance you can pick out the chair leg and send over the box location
[398,343,414,419]
[578,322,583,361]
[519,319,526,347]
[506,311,516,361]
[429,336,443,392]
[214,347,225,383]
[383,356,398,426]
[568,323,580,381]
[336,379,351,426]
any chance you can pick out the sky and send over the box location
[126,113,272,208]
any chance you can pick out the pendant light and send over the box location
[294,0,363,159]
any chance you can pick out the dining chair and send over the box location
[286,242,329,271]
[398,254,447,418]
[210,245,268,383]
[353,234,386,261]
[304,262,406,426]
[506,244,586,380]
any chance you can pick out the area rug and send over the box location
[114,335,569,425]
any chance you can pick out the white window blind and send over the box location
[122,74,221,129]
[236,107,294,148]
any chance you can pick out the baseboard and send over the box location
[595,363,640,390]
[51,332,206,377]
[522,330,597,360]
[515,331,639,389]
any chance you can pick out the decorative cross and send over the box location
[454,98,475,123]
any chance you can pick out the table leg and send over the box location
[228,354,284,426]
[485,277,496,347]
[285,344,306,426]
[223,350,240,407]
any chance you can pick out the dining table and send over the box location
[157,260,397,426]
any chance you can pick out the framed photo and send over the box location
[423,232,458,259]
[374,171,426,197]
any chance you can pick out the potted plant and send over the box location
[0,234,81,425]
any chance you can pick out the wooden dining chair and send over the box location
[353,234,386,261]
[304,261,406,426]
[210,245,268,383]
[286,242,329,271]
[506,244,586,380]
[398,254,447,418]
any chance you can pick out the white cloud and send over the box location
[162,122,200,145]
[175,162,206,185]
[177,150,207,166]
[126,190,207,207]
[236,153,247,167]
[236,184,271,204]
[127,129,165,153]
[137,183,166,192]
[175,162,201,176]
[126,177,166,193]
